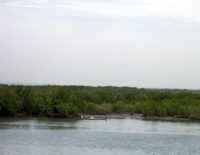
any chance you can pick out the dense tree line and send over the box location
[1,84,200,119]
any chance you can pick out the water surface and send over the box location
[0,116,200,155]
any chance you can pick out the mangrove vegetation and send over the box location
[1,84,200,119]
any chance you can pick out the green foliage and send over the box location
[155,103,166,116]
[124,104,135,114]
[15,85,23,98]
[0,87,22,114]
[163,101,178,116]
[188,106,200,119]
[141,102,155,115]
[189,113,200,119]
[136,94,148,101]
[1,84,200,118]
[177,105,187,116]
[84,102,96,113]
[69,105,79,115]
[133,102,142,113]
[45,96,54,113]
[55,102,78,115]
[96,103,112,113]
[91,94,102,104]
[56,88,69,102]
[186,106,196,116]
[112,101,127,113]
[22,87,34,111]
[32,97,46,113]
[189,106,200,119]
[55,102,68,114]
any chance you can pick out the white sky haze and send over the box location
[0,0,200,89]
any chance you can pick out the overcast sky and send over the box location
[0,0,200,89]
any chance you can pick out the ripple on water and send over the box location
[1,117,200,155]
[1,130,200,155]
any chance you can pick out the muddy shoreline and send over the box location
[1,112,197,121]
[82,113,192,121]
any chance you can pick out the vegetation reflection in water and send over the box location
[0,117,84,130]
[1,116,200,134]
[0,124,80,130]
[1,117,200,155]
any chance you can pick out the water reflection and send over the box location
[1,116,200,155]
[151,121,158,133]
[0,116,200,134]
[0,117,82,130]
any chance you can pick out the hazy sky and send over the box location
[0,0,200,89]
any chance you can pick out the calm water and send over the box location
[0,115,200,155]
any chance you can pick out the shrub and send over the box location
[163,101,178,116]
[134,102,142,113]
[189,113,200,119]
[32,97,46,114]
[141,102,155,115]
[188,106,200,119]
[85,102,96,113]
[112,101,127,113]
[96,103,112,113]
[177,105,187,116]
[55,102,78,115]
[185,106,196,117]
[155,104,166,116]
[126,104,135,113]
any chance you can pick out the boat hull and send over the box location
[80,118,106,120]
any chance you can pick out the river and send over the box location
[0,115,200,155]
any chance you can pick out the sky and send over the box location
[0,0,200,89]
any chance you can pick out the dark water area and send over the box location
[0,116,200,155]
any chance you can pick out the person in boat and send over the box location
[105,115,107,119]
[80,113,83,119]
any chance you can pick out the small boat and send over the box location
[79,114,107,120]
[79,117,107,120]
[80,118,106,120]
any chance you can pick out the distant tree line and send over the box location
[1,84,200,119]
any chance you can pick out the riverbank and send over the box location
[82,113,192,121]
[1,112,197,121]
